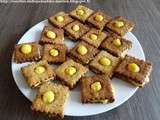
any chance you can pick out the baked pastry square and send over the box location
[100,34,132,57]
[81,28,108,48]
[48,11,74,28]
[87,11,112,30]
[64,20,89,40]
[21,60,56,88]
[69,41,99,65]
[42,44,67,63]
[89,50,120,77]
[56,59,88,89]
[80,75,115,103]
[14,42,41,63]
[115,55,152,87]
[31,82,69,119]
[69,5,94,22]
[39,26,64,44]
[106,16,135,36]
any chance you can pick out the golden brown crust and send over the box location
[69,41,99,65]
[39,26,64,44]
[69,5,94,22]
[89,50,120,78]
[14,42,41,63]
[115,73,149,87]
[80,28,108,48]
[56,59,88,89]
[87,11,112,30]
[100,34,132,57]
[31,82,69,119]
[21,60,56,88]
[80,75,114,103]
[48,11,74,28]
[106,16,135,36]
[115,55,152,86]
[64,20,90,40]
[42,44,67,63]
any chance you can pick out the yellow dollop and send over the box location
[72,24,80,32]
[91,82,102,92]
[50,49,59,57]
[89,34,98,41]
[46,31,56,39]
[77,45,88,55]
[56,15,64,22]
[128,63,140,73]
[65,66,77,76]
[43,91,55,104]
[34,66,46,74]
[99,57,111,66]
[95,15,103,22]
[76,9,85,16]
[21,44,32,54]
[112,38,121,47]
[114,20,124,28]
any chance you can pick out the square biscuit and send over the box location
[115,55,152,87]
[42,44,67,63]
[56,59,88,89]
[40,26,64,44]
[80,75,115,103]
[70,5,94,22]
[106,16,135,36]
[69,41,99,65]
[48,11,74,28]
[21,60,56,88]
[64,20,90,40]
[100,34,132,57]
[89,50,120,78]
[87,11,112,30]
[81,28,108,48]
[31,82,69,119]
[14,42,41,63]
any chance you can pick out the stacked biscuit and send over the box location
[14,5,152,119]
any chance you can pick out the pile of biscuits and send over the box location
[14,5,152,119]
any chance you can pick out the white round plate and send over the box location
[11,20,145,116]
